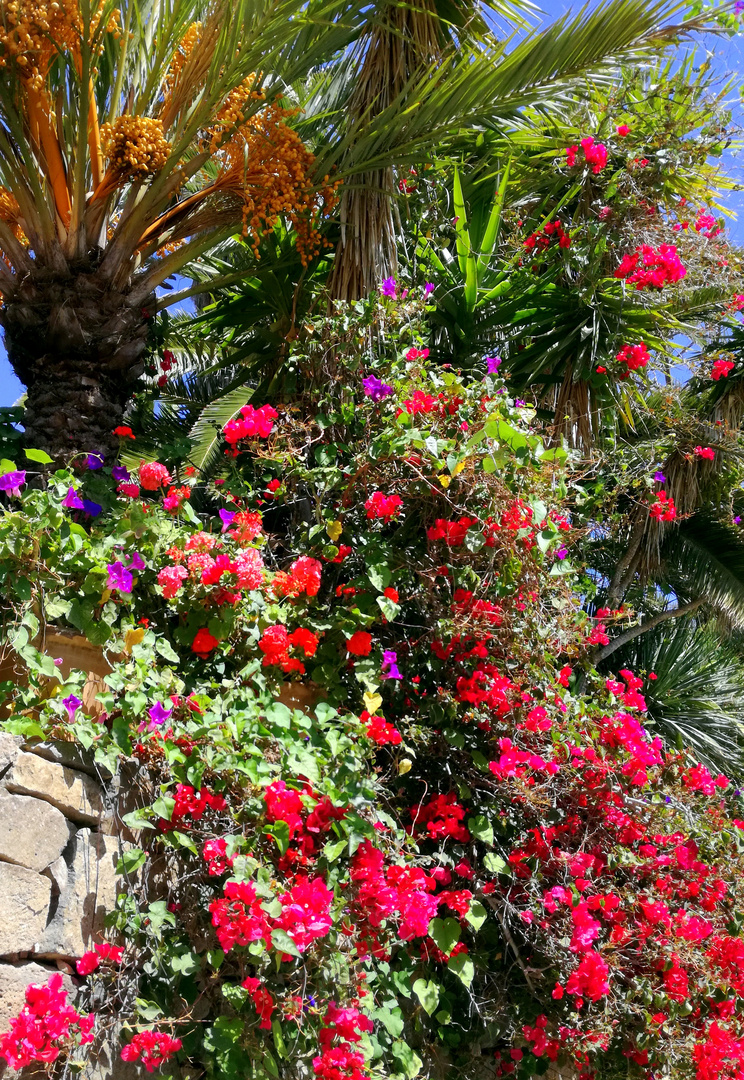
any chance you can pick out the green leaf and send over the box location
[271,928,302,959]
[468,814,493,845]
[392,1041,424,1078]
[448,952,475,988]
[483,852,510,874]
[155,637,180,663]
[465,901,488,932]
[268,819,291,856]
[367,562,392,591]
[324,839,347,863]
[116,848,147,875]
[428,917,461,955]
[372,1006,405,1037]
[413,978,440,1016]
[24,448,53,464]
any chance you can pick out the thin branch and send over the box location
[594,597,705,665]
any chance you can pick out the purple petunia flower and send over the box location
[556,546,568,560]
[82,499,102,518]
[363,375,394,403]
[423,283,435,297]
[735,516,742,525]
[129,552,145,571]
[62,694,82,722]
[147,701,173,730]
[653,471,666,483]
[380,277,397,299]
[107,561,133,594]
[219,509,237,532]
[485,356,501,374]
[381,649,402,681]
[0,471,26,498]
[112,465,130,483]
[87,454,104,470]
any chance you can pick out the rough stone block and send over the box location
[21,740,111,781]
[0,864,51,957]
[35,829,122,961]
[0,734,21,779]
[5,751,107,826]
[0,790,73,872]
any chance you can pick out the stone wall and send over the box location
[0,733,125,1076]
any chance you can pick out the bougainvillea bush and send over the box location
[3,298,744,1080]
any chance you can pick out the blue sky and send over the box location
[0,5,741,408]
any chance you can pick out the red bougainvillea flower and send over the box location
[138,460,172,490]
[616,123,630,135]
[192,628,220,656]
[694,445,715,460]
[223,403,278,446]
[649,491,677,522]
[614,244,686,289]
[275,876,334,953]
[712,358,735,380]
[346,631,373,656]
[361,710,402,745]
[365,492,403,522]
[242,977,275,1029]
[565,950,610,1001]
[0,974,94,1069]
[120,1031,182,1072]
[615,342,649,371]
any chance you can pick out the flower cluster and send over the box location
[566,136,608,173]
[615,244,686,289]
[0,974,94,1070]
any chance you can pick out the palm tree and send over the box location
[0,0,712,459]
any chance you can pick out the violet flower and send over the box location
[87,454,104,470]
[63,487,84,510]
[363,375,394,403]
[129,552,145,571]
[82,499,102,518]
[381,650,402,681]
[112,465,130,483]
[107,561,133,594]
[653,471,666,483]
[380,277,397,299]
[0,471,26,498]
[219,509,237,532]
[485,356,501,374]
[556,546,568,560]
[423,283,435,297]
[62,694,82,722]
[147,701,173,730]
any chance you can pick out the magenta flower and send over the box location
[380,277,397,299]
[653,471,666,483]
[129,552,145,571]
[423,283,435,297]
[485,356,502,374]
[62,694,82,722]
[381,650,402,681]
[63,487,84,510]
[0,471,26,497]
[363,375,394,402]
[107,561,133,593]
[219,509,237,532]
[147,701,173,730]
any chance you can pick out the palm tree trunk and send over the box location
[329,0,440,301]
[1,263,153,461]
